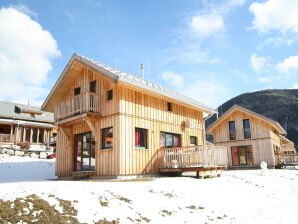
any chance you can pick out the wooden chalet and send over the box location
[42,53,228,178]
[207,105,296,168]
[0,101,56,147]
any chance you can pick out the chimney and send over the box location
[141,64,144,79]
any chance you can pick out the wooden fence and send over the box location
[158,145,228,168]
[0,134,14,143]
[54,92,99,121]
[280,154,298,164]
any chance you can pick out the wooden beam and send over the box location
[85,118,98,142]
[59,126,71,142]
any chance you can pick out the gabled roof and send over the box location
[0,101,54,123]
[42,53,215,114]
[207,105,286,135]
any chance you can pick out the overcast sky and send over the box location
[0,0,298,108]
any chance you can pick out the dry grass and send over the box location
[0,194,78,223]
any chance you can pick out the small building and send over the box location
[42,53,228,178]
[207,105,296,168]
[0,101,56,147]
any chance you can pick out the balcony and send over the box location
[54,92,100,122]
[158,145,228,169]
[0,133,14,143]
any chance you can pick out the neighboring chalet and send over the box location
[0,101,56,147]
[207,105,296,168]
[42,54,228,178]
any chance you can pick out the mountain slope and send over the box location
[206,89,298,149]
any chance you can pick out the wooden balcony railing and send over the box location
[279,154,298,164]
[54,92,99,122]
[0,134,14,143]
[158,145,228,169]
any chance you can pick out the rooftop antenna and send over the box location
[141,64,144,79]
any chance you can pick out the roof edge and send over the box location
[207,105,286,135]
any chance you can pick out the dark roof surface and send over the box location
[0,101,54,123]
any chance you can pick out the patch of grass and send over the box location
[109,192,132,204]
[136,212,151,223]
[186,205,196,210]
[160,191,177,198]
[185,205,205,210]
[140,215,151,223]
[160,209,173,217]
[0,194,79,223]
[127,217,134,222]
[95,218,120,224]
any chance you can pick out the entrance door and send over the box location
[74,132,95,171]
[231,145,254,166]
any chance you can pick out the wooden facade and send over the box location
[0,124,54,146]
[0,101,56,147]
[42,54,227,178]
[207,105,296,168]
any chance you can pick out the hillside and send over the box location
[206,89,298,149]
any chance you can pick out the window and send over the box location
[102,127,113,149]
[135,128,148,148]
[32,128,38,143]
[39,129,44,143]
[89,81,96,93]
[243,119,251,139]
[160,132,181,148]
[190,136,197,146]
[25,128,31,142]
[74,87,81,95]
[231,145,253,166]
[107,89,113,101]
[229,121,236,140]
[167,102,172,112]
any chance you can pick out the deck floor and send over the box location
[159,166,226,173]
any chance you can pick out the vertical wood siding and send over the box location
[118,86,204,175]
[210,110,278,167]
[55,63,206,177]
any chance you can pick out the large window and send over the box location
[102,127,113,149]
[231,145,253,166]
[229,121,236,140]
[160,132,181,148]
[135,128,148,148]
[243,119,251,139]
[190,136,197,146]
[89,81,96,93]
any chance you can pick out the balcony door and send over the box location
[74,132,95,171]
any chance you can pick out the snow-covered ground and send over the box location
[0,156,297,223]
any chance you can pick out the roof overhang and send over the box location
[0,118,55,128]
